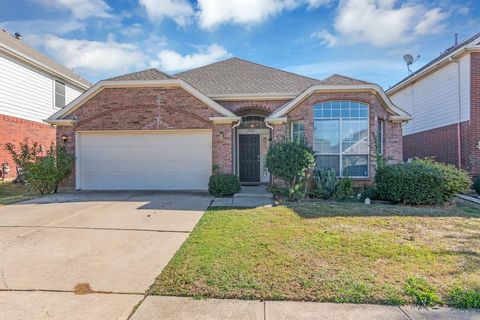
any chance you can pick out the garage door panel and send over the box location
[77,131,212,190]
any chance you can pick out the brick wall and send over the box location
[271,92,404,183]
[57,86,233,189]
[468,52,480,176]
[403,122,468,166]
[0,114,56,179]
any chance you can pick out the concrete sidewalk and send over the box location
[130,296,480,320]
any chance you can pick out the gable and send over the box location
[267,84,411,123]
[46,79,239,125]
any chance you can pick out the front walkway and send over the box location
[130,296,480,320]
[211,184,273,207]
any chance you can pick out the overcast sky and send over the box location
[2,0,478,88]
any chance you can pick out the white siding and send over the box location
[66,84,82,105]
[0,52,84,123]
[390,54,471,136]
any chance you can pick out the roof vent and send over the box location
[14,32,22,40]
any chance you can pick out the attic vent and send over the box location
[14,32,22,40]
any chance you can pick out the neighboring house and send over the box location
[0,30,91,178]
[46,58,410,191]
[387,32,480,176]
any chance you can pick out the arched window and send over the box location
[313,101,369,177]
[239,115,267,129]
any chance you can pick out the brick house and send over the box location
[387,32,480,177]
[46,58,410,191]
[0,30,91,179]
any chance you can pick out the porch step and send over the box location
[235,185,273,199]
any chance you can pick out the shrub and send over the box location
[360,187,378,200]
[414,158,471,200]
[311,169,338,199]
[266,140,315,200]
[404,277,441,307]
[447,287,480,309]
[6,141,73,195]
[375,162,444,205]
[334,178,354,200]
[473,176,480,195]
[208,174,241,197]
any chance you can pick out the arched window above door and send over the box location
[239,115,267,129]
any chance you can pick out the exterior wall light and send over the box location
[62,135,68,142]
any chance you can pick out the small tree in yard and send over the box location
[6,139,74,194]
[266,140,315,200]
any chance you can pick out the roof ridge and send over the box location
[176,57,322,82]
[388,31,480,91]
[105,67,174,81]
[323,74,370,84]
[230,57,322,82]
[174,57,236,76]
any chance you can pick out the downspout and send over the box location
[265,120,275,185]
[449,56,462,169]
[232,120,241,176]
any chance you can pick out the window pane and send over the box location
[343,155,368,177]
[292,121,305,142]
[54,81,65,108]
[55,93,65,108]
[240,116,266,129]
[342,119,369,154]
[316,155,340,175]
[314,119,340,153]
[359,105,369,118]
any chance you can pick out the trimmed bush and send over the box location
[360,187,378,200]
[334,178,354,200]
[208,174,241,197]
[266,140,315,200]
[414,158,471,200]
[375,162,444,205]
[473,176,480,195]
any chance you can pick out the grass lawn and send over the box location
[0,182,33,205]
[149,200,480,306]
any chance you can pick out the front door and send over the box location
[239,134,260,183]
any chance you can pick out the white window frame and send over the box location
[54,80,66,109]
[290,120,305,142]
[313,101,370,178]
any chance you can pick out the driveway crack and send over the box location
[0,268,8,289]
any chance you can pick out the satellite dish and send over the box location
[403,54,414,65]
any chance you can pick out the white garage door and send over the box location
[76,130,212,190]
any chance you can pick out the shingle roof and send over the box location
[0,30,91,88]
[175,57,322,96]
[389,32,480,91]
[106,68,175,81]
[103,59,374,97]
[321,74,370,85]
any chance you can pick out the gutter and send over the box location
[449,56,463,169]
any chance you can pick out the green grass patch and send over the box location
[0,182,33,205]
[404,277,441,307]
[447,287,480,309]
[149,200,480,306]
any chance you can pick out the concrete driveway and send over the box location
[0,191,212,320]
